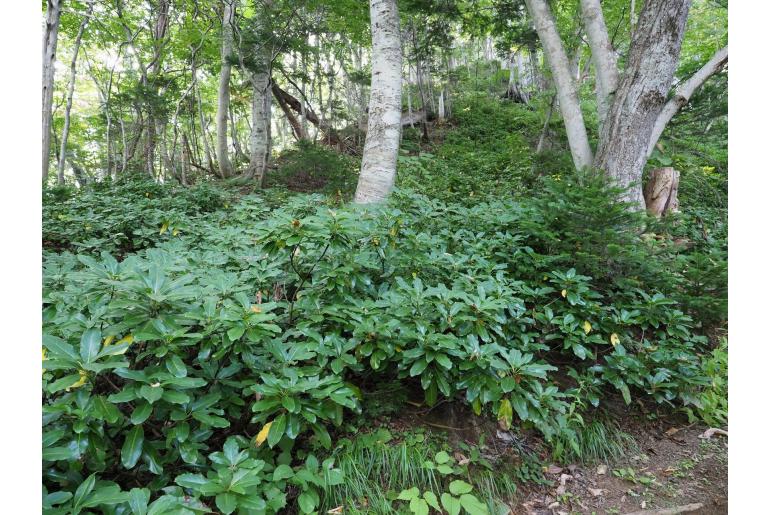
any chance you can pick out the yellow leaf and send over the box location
[251,305,262,314]
[42,348,47,361]
[255,421,273,447]
[610,333,620,346]
[172,228,179,236]
[561,289,567,298]
[160,223,168,235]
[67,370,88,391]
[117,334,134,345]
[583,321,592,334]
[103,335,115,347]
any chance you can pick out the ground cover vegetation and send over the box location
[42,0,727,512]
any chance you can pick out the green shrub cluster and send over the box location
[43,163,725,512]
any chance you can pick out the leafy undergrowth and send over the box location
[42,97,726,514]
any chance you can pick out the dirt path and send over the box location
[516,423,727,515]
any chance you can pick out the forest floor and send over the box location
[383,393,727,515]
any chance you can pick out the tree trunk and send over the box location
[246,72,272,186]
[353,0,403,204]
[646,46,728,157]
[57,6,91,185]
[580,0,619,130]
[525,0,593,169]
[643,167,680,216]
[594,0,692,209]
[42,0,62,183]
[216,0,236,178]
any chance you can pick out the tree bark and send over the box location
[272,84,343,147]
[525,0,593,169]
[246,72,272,186]
[216,0,236,178]
[43,0,62,183]
[646,46,728,157]
[580,0,619,130]
[58,6,92,185]
[353,0,403,204]
[643,167,680,216]
[594,0,692,209]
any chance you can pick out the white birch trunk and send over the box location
[42,0,62,183]
[354,0,403,204]
[58,7,91,185]
[646,46,728,157]
[247,71,272,186]
[525,0,593,169]
[216,0,236,178]
[580,0,619,130]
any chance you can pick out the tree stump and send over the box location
[644,167,680,217]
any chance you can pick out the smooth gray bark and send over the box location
[580,0,619,130]
[58,5,92,185]
[216,0,236,178]
[525,0,593,169]
[354,0,403,204]
[43,0,62,183]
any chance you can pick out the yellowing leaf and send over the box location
[255,421,273,447]
[583,321,592,334]
[42,348,47,361]
[103,335,115,347]
[610,333,620,346]
[67,370,88,391]
[117,334,134,345]
[251,305,262,314]
[172,228,179,236]
[561,289,567,298]
[498,399,513,430]
[160,223,168,235]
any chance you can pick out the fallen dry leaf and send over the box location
[559,473,574,486]
[664,427,681,437]
[545,464,563,474]
[596,464,608,475]
[327,507,343,514]
[588,488,605,497]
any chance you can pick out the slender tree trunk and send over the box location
[246,71,272,186]
[354,0,403,204]
[230,104,248,163]
[216,0,236,178]
[646,46,728,157]
[594,0,692,209]
[57,7,91,185]
[525,0,593,169]
[580,0,619,130]
[42,0,62,183]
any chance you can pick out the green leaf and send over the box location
[72,473,96,511]
[423,491,441,511]
[139,385,164,404]
[165,355,188,377]
[449,480,473,496]
[435,451,451,464]
[121,425,144,469]
[80,328,102,364]
[398,487,420,501]
[459,493,488,515]
[128,488,150,515]
[511,395,529,421]
[131,402,153,425]
[409,497,429,515]
[441,493,462,515]
[267,414,287,447]
[298,491,317,513]
[497,399,513,430]
[161,390,190,404]
[43,334,78,361]
[175,473,209,489]
[409,358,429,376]
[216,492,238,515]
[82,486,129,507]
[273,464,294,481]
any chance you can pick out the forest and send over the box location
[41,0,728,513]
